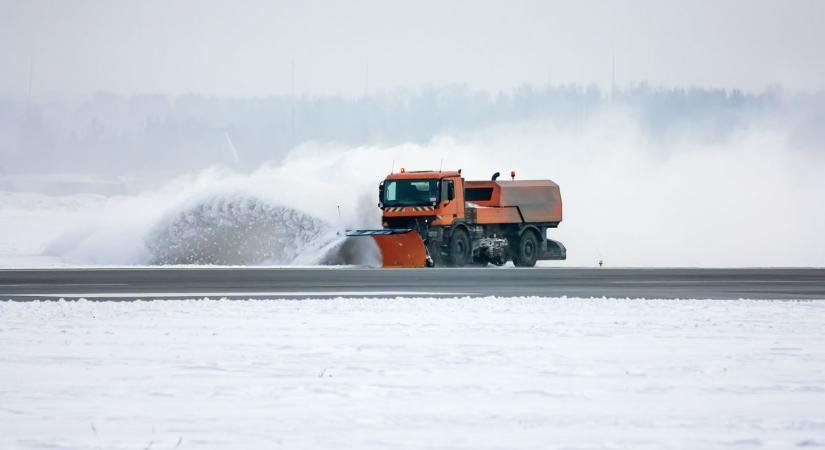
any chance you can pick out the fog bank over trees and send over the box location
[1,84,823,180]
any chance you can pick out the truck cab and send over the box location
[379,170,463,227]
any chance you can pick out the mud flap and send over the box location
[345,229,429,268]
[539,238,567,260]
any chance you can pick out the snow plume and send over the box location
[144,194,380,266]
[146,197,328,265]
[41,161,386,266]
[15,98,825,267]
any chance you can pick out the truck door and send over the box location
[437,177,465,225]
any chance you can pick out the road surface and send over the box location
[1,267,823,300]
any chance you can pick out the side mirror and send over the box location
[447,181,455,201]
[378,181,385,204]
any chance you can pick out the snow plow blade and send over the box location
[345,229,428,268]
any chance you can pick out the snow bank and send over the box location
[1,297,823,449]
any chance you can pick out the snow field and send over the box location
[1,297,824,449]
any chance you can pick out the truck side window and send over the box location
[386,182,396,201]
[441,179,455,201]
[465,187,493,201]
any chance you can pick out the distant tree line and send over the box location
[0,84,821,177]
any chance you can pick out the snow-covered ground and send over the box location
[1,297,824,449]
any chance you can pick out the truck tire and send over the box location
[512,230,539,267]
[445,228,470,267]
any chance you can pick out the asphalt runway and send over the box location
[1,267,824,301]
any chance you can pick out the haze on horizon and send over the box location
[1,0,824,99]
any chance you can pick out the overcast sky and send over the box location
[1,0,824,98]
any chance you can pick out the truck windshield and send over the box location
[383,179,439,206]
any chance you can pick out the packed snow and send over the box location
[1,297,824,449]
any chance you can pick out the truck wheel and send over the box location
[446,228,470,267]
[513,231,539,267]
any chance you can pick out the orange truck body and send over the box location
[361,169,565,267]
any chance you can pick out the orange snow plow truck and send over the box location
[346,169,565,268]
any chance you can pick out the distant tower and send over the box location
[27,57,33,103]
[610,16,617,103]
[546,62,552,87]
[610,50,616,102]
[290,57,295,144]
[26,56,33,117]
[364,57,369,98]
[363,57,370,141]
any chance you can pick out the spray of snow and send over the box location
[146,196,328,265]
[37,162,387,266]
